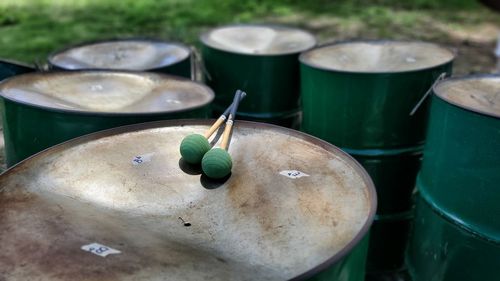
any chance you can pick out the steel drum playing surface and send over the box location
[0,121,375,280]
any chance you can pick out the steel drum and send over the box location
[407,75,500,281]
[299,41,455,274]
[0,59,35,81]
[200,24,316,128]
[0,120,376,281]
[0,71,213,166]
[48,39,192,78]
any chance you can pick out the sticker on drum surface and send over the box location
[89,84,104,91]
[165,99,181,104]
[405,56,417,63]
[279,170,310,179]
[81,243,121,257]
[132,153,154,165]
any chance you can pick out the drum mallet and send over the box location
[201,90,243,179]
[180,90,246,164]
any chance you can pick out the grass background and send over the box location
[0,0,499,74]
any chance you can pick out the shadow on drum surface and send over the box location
[178,157,231,190]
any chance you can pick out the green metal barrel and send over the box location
[417,75,500,237]
[408,75,500,281]
[308,235,370,281]
[366,212,413,273]
[407,196,500,281]
[0,59,35,81]
[300,41,455,274]
[0,71,213,166]
[0,119,376,281]
[200,24,316,128]
[48,39,192,78]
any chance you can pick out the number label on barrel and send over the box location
[132,153,154,165]
[279,170,310,179]
[81,243,121,257]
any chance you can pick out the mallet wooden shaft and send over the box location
[204,117,226,138]
[220,117,233,150]
[203,91,245,139]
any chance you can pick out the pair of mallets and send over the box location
[180,90,246,179]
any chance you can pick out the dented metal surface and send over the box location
[0,71,213,113]
[434,74,500,118]
[0,120,376,280]
[200,25,316,128]
[0,71,213,166]
[200,24,316,55]
[48,39,192,78]
[300,41,454,73]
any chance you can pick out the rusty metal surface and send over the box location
[0,71,214,114]
[0,120,375,281]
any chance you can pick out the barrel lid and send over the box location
[0,120,376,280]
[434,75,500,118]
[300,41,454,73]
[48,39,191,71]
[0,71,214,115]
[200,24,316,55]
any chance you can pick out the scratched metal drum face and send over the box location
[49,40,190,70]
[300,41,454,73]
[201,25,316,55]
[0,122,375,280]
[435,75,500,118]
[0,71,214,113]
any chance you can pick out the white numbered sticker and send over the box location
[132,153,154,165]
[81,243,121,257]
[165,99,181,104]
[405,57,416,63]
[89,84,104,91]
[279,170,310,179]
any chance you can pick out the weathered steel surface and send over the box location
[408,75,500,281]
[0,120,376,281]
[0,71,213,166]
[418,75,500,239]
[48,39,192,78]
[300,41,455,274]
[201,24,316,128]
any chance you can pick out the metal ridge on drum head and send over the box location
[0,70,214,115]
[200,24,316,56]
[433,74,500,119]
[48,38,191,71]
[0,119,376,281]
[300,40,455,74]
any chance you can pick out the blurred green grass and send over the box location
[0,0,498,63]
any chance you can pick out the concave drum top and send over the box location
[0,71,213,114]
[200,24,316,55]
[434,75,500,118]
[0,120,375,280]
[300,41,454,73]
[48,39,191,70]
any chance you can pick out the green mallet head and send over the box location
[180,134,211,164]
[201,148,232,179]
